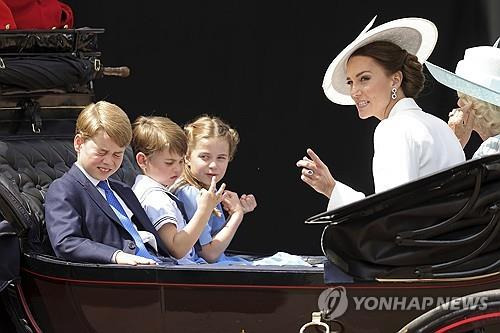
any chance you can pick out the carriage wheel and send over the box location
[398,289,500,332]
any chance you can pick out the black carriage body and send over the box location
[18,252,500,333]
[314,154,500,281]
[2,29,500,333]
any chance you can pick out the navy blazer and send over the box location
[45,164,171,263]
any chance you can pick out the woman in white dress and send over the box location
[296,17,465,210]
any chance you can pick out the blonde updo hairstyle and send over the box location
[458,92,500,137]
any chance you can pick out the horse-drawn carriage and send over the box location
[2,28,500,333]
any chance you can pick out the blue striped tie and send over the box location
[97,181,158,261]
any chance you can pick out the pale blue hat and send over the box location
[425,38,500,107]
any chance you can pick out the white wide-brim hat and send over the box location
[425,38,500,107]
[322,16,438,105]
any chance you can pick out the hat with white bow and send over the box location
[323,16,438,105]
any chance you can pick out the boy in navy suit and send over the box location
[45,101,172,265]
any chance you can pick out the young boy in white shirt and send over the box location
[131,116,225,263]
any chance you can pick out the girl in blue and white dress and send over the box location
[170,115,257,264]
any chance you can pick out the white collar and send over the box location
[135,174,168,189]
[75,162,106,187]
[387,98,421,119]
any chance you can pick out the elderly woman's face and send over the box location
[346,55,396,120]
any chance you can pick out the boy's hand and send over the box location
[115,251,157,265]
[240,194,257,213]
[197,176,226,211]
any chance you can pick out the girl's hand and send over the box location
[197,176,226,212]
[296,148,336,198]
[239,194,257,213]
[221,190,244,216]
[448,102,474,148]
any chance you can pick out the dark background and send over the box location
[65,0,498,255]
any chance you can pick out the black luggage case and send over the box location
[0,28,104,136]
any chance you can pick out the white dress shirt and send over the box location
[74,163,158,252]
[328,98,466,210]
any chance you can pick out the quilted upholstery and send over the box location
[0,137,140,253]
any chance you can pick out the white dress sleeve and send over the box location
[327,181,365,211]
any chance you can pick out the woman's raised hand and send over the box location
[296,148,336,198]
[448,102,474,148]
